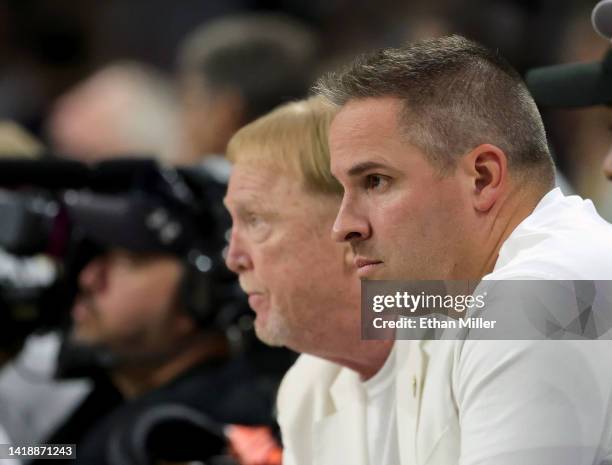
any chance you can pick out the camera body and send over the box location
[0,157,247,352]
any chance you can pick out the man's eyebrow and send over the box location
[223,195,261,216]
[347,161,389,177]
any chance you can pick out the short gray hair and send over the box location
[315,35,554,185]
[178,13,318,122]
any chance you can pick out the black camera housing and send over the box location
[0,157,248,351]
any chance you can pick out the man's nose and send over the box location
[225,229,253,274]
[331,196,371,243]
[78,255,108,292]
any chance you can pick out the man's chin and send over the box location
[69,326,103,347]
[358,270,388,281]
[253,319,286,348]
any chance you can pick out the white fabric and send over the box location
[0,333,91,445]
[485,188,612,280]
[362,344,399,465]
[277,188,612,465]
[0,425,21,465]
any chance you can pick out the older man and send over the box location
[225,97,391,375]
[224,97,394,465]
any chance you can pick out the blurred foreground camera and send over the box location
[0,157,246,354]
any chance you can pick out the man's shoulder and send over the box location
[491,190,612,280]
[276,354,345,428]
[278,354,342,403]
[276,355,345,465]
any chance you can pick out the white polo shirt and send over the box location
[485,187,612,281]
[277,187,612,465]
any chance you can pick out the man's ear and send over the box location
[460,143,508,213]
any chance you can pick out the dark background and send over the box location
[1,0,609,216]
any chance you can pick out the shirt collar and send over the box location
[491,187,564,273]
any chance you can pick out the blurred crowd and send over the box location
[0,1,608,206]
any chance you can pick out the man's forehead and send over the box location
[331,96,403,136]
[330,97,405,175]
[103,248,180,269]
[225,161,300,207]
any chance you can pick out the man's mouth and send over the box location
[354,257,383,276]
[71,295,96,322]
[247,293,267,312]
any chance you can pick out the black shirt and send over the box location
[32,356,277,465]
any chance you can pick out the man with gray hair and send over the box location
[176,13,318,164]
[47,61,180,164]
[274,35,612,465]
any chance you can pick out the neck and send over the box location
[327,339,394,381]
[111,334,228,398]
[462,183,549,280]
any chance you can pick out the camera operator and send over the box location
[0,159,282,465]
[40,253,270,465]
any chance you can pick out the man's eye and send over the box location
[242,212,271,243]
[246,213,263,227]
[365,174,388,191]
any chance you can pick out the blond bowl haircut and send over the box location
[226,96,342,196]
